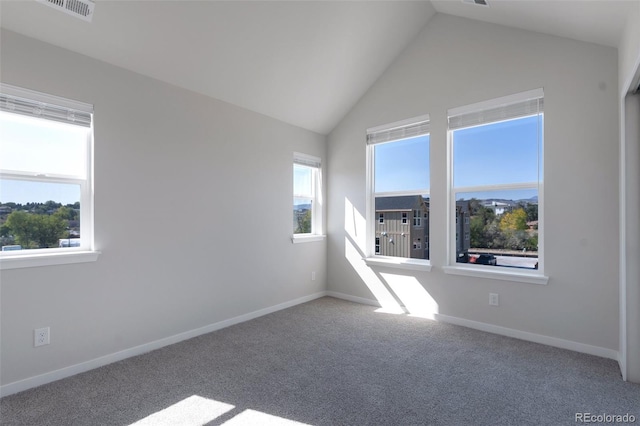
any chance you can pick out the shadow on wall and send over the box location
[344,197,439,318]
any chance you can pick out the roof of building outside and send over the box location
[375,195,427,211]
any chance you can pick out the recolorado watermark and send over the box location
[576,413,637,423]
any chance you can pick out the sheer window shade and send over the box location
[448,89,543,130]
[367,115,430,145]
[293,153,321,168]
[0,84,92,128]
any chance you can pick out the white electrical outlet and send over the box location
[489,293,499,306]
[311,271,316,281]
[34,327,50,347]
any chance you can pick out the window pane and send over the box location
[374,195,429,260]
[455,189,538,270]
[374,135,429,193]
[0,179,81,251]
[293,198,312,234]
[293,164,312,197]
[453,115,541,188]
[0,111,87,178]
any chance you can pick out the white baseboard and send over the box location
[0,291,328,398]
[326,291,382,307]
[327,292,619,361]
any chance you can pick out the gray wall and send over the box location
[0,30,327,388]
[327,14,620,351]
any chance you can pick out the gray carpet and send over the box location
[1,297,639,426]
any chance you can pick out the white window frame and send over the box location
[443,88,547,285]
[292,152,324,243]
[365,114,431,271]
[0,84,99,270]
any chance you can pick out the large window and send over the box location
[367,115,430,261]
[293,152,322,240]
[0,84,94,262]
[448,89,543,272]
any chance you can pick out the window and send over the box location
[413,209,421,227]
[293,152,322,241]
[367,115,430,263]
[448,89,543,273]
[0,84,96,267]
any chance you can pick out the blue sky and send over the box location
[0,180,80,205]
[0,111,86,205]
[374,135,430,193]
[374,115,542,201]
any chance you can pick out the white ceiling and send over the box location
[0,1,635,135]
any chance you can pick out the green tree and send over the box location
[469,206,496,248]
[54,206,76,221]
[470,216,486,248]
[295,210,312,234]
[5,211,67,248]
[525,233,538,251]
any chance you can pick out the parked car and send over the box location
[475,254,497,266]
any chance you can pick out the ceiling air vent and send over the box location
[36,0,95,22]
[462,0,489,6]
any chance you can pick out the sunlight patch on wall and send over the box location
[130,395,234,425]
[344,197,367,252]
[345,236,404,314]
[379,273,438,319]
[222,409,312,425]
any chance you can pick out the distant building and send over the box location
[374,196,470,261]
[484,201,512,216]
[455,201,471,261]
[375,195,430,259]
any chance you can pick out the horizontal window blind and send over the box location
[294,153,321,168]
[448,89,543,130]
[0,84,92,128]
[367,115,430,145]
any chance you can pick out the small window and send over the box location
[413,209,421,227]
[375,237,380,254]
[448,89,543,272]
[413,239,421,250]
[0,84,94,259]
[401,212,408,224]
[379,213,384,224]
[293,153,322,237]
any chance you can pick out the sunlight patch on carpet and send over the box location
[222,409,312,425]
[130,395,234,426]
[380,272,438,319]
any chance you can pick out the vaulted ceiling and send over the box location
[0,1,635,135]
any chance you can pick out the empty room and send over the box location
[1,0,639,425]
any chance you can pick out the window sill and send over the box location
[291,235,326,244]
[442,265,549,285]
[365,256,432,272]
[0,250,101,270]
